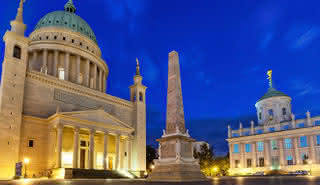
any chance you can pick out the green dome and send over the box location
[258,87,289,102]
[34,0,97,43]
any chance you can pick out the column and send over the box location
[252,142,257,167]
[307,111,312,127]
[240,143,245,168]
[127,137,132,170]
[29,50,36,70]
[85,59,90,87]
[309,135,316,163]
[227,125,231,138]
[103,131,109,170]
[279,139,285,166]
[293,137,300,164]
[115,134,120,170]
[93,63,97,89]
[88,129,96,169]
[76,55,81,84]
[64,52,70,81]
[264,140,271,166]
[53,50,59,77]
[229,144,234,168]
[56,124,63,168]
[73,127,80,168]
[103,71,106,92]
[98,68,102,91]
[42,49,48,73]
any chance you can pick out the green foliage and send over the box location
[194,144,230,176]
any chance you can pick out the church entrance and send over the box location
[80,149,86,169]
[108,156,113,170]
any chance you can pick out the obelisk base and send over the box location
[147,161,208,182]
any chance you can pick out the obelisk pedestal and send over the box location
[147,51,207,182]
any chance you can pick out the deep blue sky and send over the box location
[2,0,320,155]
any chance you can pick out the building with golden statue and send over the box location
[227,70,320,175]
[0,0,146,179]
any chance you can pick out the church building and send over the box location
[227,70,320,175]
[0,0,146,179]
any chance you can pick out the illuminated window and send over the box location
[247,159,252,168]
[287,155,293,165]
[58,68,65,80]
[233,144,239,153]
[257,141,264,152]
[62,152,73,168]
[284,138,292,149]
[245,144,251,153]
[271,140,277,150]
[235,160,240,168]
[300,136,308,147]
[302,153,309,164]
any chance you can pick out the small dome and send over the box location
[34,0,97,43]
[258,87,289,102]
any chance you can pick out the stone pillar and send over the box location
[30,50,37,70]
[127,137,132,170]
[229,144,234,168]
[115,134,120,170]
[85,59,90,87]
[73,127,80,168]
[279,139,285,166]
[56,124,63,168]
[88,129,96,169]
[264,140,271,166]
[309,135,316,163]
[103,71,106,92]
[93,63,97,89]
[293,137,300,165]
[252,142,257,167]
[76,55,81,84]
[103,131,108,170]
[307,111,312,127]
[42,49,48,74]
[240,143,245,168]
[64,52,70,81]
[291,114,296,129]
[98,68,102,91]
[228,125,231,138]
[239,122,243,136]
[53,50,58,77]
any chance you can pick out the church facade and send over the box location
[227,71,320,175]
[0,0,146,179]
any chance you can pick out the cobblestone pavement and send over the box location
[1,176,320,185]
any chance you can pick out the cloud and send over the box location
[290,79,320,96]
[103,0,146,21]
[139,54,160,83]
[286,25,320,50]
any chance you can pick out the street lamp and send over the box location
[23,158,30,178]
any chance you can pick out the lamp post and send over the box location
[23,158,30,178]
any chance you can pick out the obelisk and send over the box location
[147,51,207,182]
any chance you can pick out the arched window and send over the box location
[139,92,143,102]
[13,45,21,59]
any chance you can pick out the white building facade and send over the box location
[227,71,320,175]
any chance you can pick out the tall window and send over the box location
[139,92,144,102]
[58,67,65,80]
[298,123,306,128]
[235,160,240,168]
[268,109,274,117]
[271,140,278,150]
[302,153,309,164]
[13,45,21,59]
[269,127,275,132]
[317,135,320,145]
[245,143,251,153]
[233,144,239,153]
[287,155,293,165]
[259,157,264,167]
[300,136,308,147]
[284,138,292,149]
[259,112,262,120]
[282,108,287,115]
[247,159,252,168]
[257,141,264,152]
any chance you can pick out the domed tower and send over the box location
[28,0,108,91]
[255,70,292,125]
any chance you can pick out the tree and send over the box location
[146,145,157,172]
[194,143,214,176]
[213,154,230,176]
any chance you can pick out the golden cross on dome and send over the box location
[267,70,273,88]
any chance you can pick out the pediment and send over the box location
[59,109,133,129]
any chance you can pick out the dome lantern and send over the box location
[64,0,76,13]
